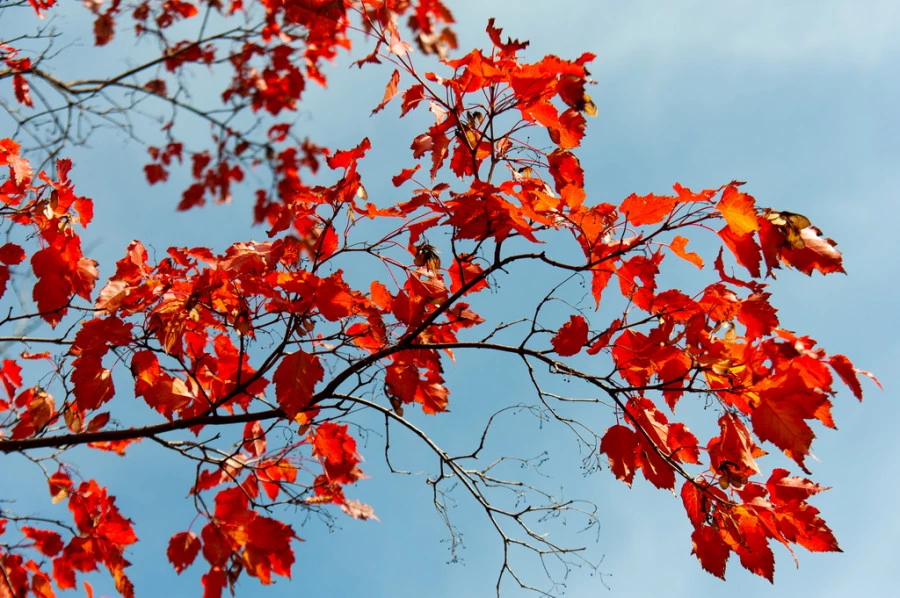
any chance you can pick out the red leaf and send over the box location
[766,468,827,504]
[718,225,762,278]
[167,531,201,574]
[273,350,323,419]
[0,138,33,185]
[22,526,64,557]
[680,481,707,528]
[738,292,779,340]
[94,14,115,46]
[733,523,775,582]
[599,424,638,485]
[143,163,168,185]
[201,567,226,598]
[773,501,840,553]
[267,124,290,142]
[828,354,869,400]
[692,525,730,579]
[71,355,115,411]
[0,358,22,400]
[707,414,765,483]
[751,394,815,471]
[326,138,371,171]
[311,421,362,490]
[32,247,73,327]
[13,73,33,107]
[400,84,426,116]
[550,315,588,356]
[548,107,586,148]
[448,253,489,295]
[391,164,421,187]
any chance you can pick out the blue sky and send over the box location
[3,1,899,596]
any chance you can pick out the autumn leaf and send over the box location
[718,225,762,278]
[243,421,267,458]
[680,481,708,528]
[341,499,379,521]
[0,138,33,185]
[372,69,401,114]
[167,531,201,574]
[751,393,816,471]
[599,424,638,485]
[766,468,827,504]
[13,73,33,107]
[392,164,421,187]
[669,235,703,268]
[273,350,324,419]
[692,525,730,579]
[550,315,589,356]
[619,193,677,226]
[716,186,759,236]
[22,526,64,557]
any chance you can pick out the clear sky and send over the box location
[3,1,898,597]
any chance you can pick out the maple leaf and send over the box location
[22,526,64,557]
[94,14,114,46]
[716,186,758,236]
[738,292,779,340]
[619,193,677,226]
[680,481,710,528]
[766,468,827,504]
[448,253,489,295]
[599,424,638,485]
[718,225,762,278]
[13,73,33,107]
[311,422,363,489]
[372,69,401,114]
[273,350,324,419]
[751,392,816,471]
[708,414,766,484]
[691,525,730,579]
[828,353,877,400]
[780,227,845,276]
[31,248,74,326]
[669,235,703,268]
[168,532,201,574]
[550,315,589,356]
[392,164,421,186]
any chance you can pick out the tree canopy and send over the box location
[0,1,883,596]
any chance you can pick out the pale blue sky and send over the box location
[2,1,898,597]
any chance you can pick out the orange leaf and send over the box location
[619,193,677,226]
[751,394,815,471]
[716,186,758,236]
[669,235,703,268]
[372,69,401,115]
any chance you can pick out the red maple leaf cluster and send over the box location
[0,1,880,596]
